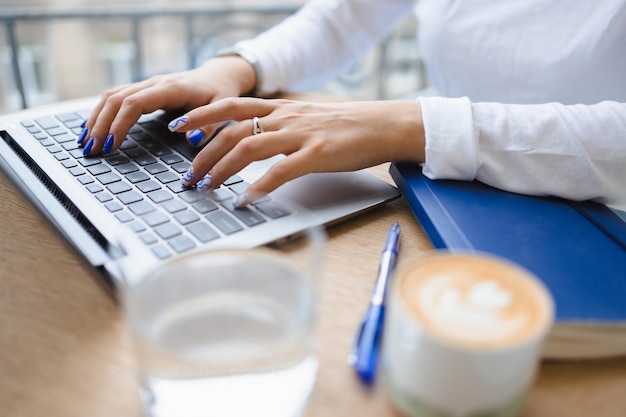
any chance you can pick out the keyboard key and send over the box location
[142,211,169,227]
[151,245,172,259]
[115,211,134,223]
[126,171,150,184]
[53,132,75,143]
[87,164,111,176]
[136,180,161,193]
[161,199,186,214]
[77,157,103,167]
[35,116,60,129]
[161,154,184,165]
[117,190,143,205]
[229,182,250,195]
[224,204,266,227]
[69,167,86,177]
[106,155,129,166]
[128,221,146,233]
[136,155,157,166]
[192,199,218,214]
[47,145,63,154]
[187,223,219,243]
[78,175,94,185]
[33,132,48,140]
[140,232,158,245]
[45,126,67,136]
[128,201,155,216]
[115,162,139,174]
[95,192,113,203]
[255,201,292,219]
[147,189,173,204]
[173,210,200,225]
[86,183,103,193]
[154,223,182,240]
[206,211,243,235]
[167,235,196,253]
[107,182,132,194]
[62,141,80,151]
[166,182,187,193]
[144,163,168,175]
[179,190,206,204]
[171,161,191,173]
[105,202,123,212]
[155,171,179,184]
[224,175,244,186]
[119,139,138,150]
[125,148,147,159]
[204,187,231,202]
[55,152,70,161]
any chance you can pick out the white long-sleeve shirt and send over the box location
[236,0,626,209]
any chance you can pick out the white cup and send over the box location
[119,224,325,417]
[382,252,554,417]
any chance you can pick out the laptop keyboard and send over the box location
[20,111,292,260]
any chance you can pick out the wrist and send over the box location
[215,46,262,96]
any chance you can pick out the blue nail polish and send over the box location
[104,134,114,154]
[80,119,87,129]
[188,129,205,147]
[181,166,194,187]
[168,116,188,132]
[83,137,94,156]
[77,128,88,145]
[196,174,212,192]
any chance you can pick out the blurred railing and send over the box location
[0,4,425,111]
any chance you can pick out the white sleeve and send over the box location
[420,96,626,209]
[235,0,414,95]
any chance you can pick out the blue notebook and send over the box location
[390,162,626,358]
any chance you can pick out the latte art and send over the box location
[399,254,552,348]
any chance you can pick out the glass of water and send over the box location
[120,224,325,417]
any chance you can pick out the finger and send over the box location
[183,120,232,149]
[233,151,312,207]
[81,79,159,156]
[171,97,282,133]
[192,117,297,187]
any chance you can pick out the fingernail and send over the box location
[77,128,88,145]
[181,166,194,187]
[80,119,87,128]
[168,116,188,132]
[232,193,249,209]
[104,134,114,154]
[196,174,212,192]
[188,129,205,147]
[82,137,94,156]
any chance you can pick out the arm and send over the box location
[420,97,626,209]
[236,0,415,95]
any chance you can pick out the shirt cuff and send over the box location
[419,96,478,181]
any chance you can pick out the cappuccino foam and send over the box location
[397,253,553,349]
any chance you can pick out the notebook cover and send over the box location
[390,161,626,323]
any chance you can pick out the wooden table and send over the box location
[1,158,626,417]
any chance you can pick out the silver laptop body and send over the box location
[0,98,400,291]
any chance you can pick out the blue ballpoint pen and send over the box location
[348,222,401,385]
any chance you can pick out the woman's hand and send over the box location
[170,97,426,206]
[79,56,256,155]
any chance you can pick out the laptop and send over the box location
[0,97,400,291]
[389,161,626,325]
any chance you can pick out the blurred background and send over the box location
[0,0,427,114]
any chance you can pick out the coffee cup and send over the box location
[382,251,554,417]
